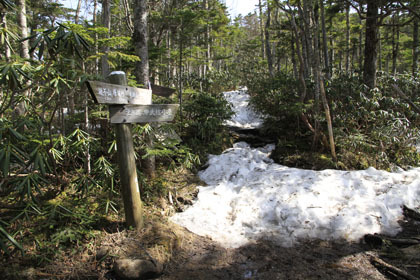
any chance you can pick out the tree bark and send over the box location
[1,9,10,61]
[75,0,82,24]
[311,0,335,158]
[93,0,99,74]
[101,0,111,78]
[291,32,298,78]
[122,0,134,34]
[133,0,155,178]
[345,2,350,74]
[204,0,212,75]
[17,0,29,60]
[363,0,379,88]
[259,0,265,59]
[320,0,329,78]
[392,13,400,75]
[16,0,30,117]
[413,17,418,75]
[265,3,274,77]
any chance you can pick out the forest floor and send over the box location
[1,166,420,280]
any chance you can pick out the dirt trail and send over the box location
[158,226,386,280]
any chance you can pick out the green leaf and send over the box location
[8,127,26,141]
[0,226,23,252]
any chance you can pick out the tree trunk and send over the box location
[16,0,30,117]
[265,3,274,77]
[204,0,212,75]
[363,0,379,88]
[82,62,91,175]
[378,28,382,72]
[133,0,155,178]
[311,2,336,160]
[93,0,99,74]
[17,0,29,60]
[392,13,400,75]
[101,0,111,78]
[359,17,363,74]
[1,10,10,61]
[75,0,82,24]
[320,0,329,78]
[345,3,350,74]
[122,0,134,34]
[259,0,265,59]
[414,17,419,75]
[291,32,298,78]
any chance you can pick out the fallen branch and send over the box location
[369,254,420,280]
[392,84,420,114]
[365,234,420,247]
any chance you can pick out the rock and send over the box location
[114,258,163,280]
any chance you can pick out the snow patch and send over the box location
[223,88,264,129]
[171,89,420,248]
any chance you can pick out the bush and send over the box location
[181,91,233,159]
[245,71,420,170]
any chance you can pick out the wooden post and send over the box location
[108,72,143,229]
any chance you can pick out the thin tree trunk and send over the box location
[363,0,379,88]
[101,0,111,78]
[320,0,329,78]
[378,28,382,72]
[413,17,419,75]
[122,0,134,34]
[359,17,363,74]
[82,62,91,175]
[1,10,10,61]
[345,3,350,74]
[259,0,265,59]
[16,0,30,117]
[17,0,29,60]
[265,3,274,77]
[291,32,298,78]
[93,0,99,74]
[311,2,336,160]
[75,0,82,24]
[392,13,400,75]
[204,0,211,75]
[134,0,155,178]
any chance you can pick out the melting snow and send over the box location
[171,89,420,248]
[224,88,264,129]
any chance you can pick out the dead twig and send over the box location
[369,254,420,280]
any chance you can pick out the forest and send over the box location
[0,0,420,279]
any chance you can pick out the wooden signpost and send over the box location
[87,80,152,105]
[109,104,180,124]
[86,72,178,229]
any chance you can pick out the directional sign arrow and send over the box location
[87,80,152,105]
[109,104,179,124]
[151,84,176,97]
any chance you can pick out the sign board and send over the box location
[109,104,179,124]
[151,84,176,97]
[87,80,152,105]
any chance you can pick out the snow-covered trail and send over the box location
[171,89,420,248]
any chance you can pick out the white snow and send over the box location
[223,88,264,129]
[171,89,420,248]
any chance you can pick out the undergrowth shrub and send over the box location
[329,73,420,170]
[246,72,420,170]
[181,91,233,159]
